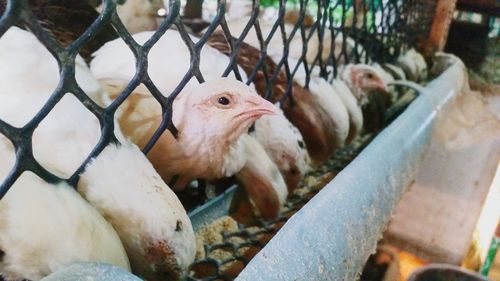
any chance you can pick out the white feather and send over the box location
[396,48,427,82]
[223,17,364,64]
[253,107,310,175]
[0,27,103,178]
[307,77,350,147]
[78,143,195,280]
[237,134,288,206]
[371,62,395,85]
[96,0,163,34]
[331,79,363,141]
[91,30,250,96]
[0,138,130,281]
[0,27,195,279]
[90,31,258,184]
[289,58,350,147]
[252,106,310,193]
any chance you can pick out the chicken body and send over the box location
[251,107,310,193]
[235,134,288,219]
[288,57,350,151]
[331,79,363,143]
[339,64,391,133]
[224,17,363,64]
[78,143,195,281]
[0,27,196,280]
[288,56,364,143]
[91,30,247,95]
[96,0,163,34]
[338,64,389,106]
[0,167,130,281]
[0,26,104,178]
[0,129,129,281]
[206,32,334,163]
[396,48,428,82]
[91,31,280,190]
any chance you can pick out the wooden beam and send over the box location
[424,0,457,57]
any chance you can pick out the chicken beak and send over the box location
[244,95,279,117]
[376,80,389,93]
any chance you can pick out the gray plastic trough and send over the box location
[234,59,468,280]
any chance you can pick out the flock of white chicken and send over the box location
[0,0,429,280]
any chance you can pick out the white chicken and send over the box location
[78,143,195,281]
[236,134,288,219]
[224,17,365,65]
[338,63,391,133]
[91,30,291,219]
[0,138,130,281]
[286,57,350,150]
[251,106,310,193]
[338,63,389,106]
[96,0,163,34]
[0,27,196,280]
[205,32,319,183]
[330,79,364,143]
[396,48,428,83]
[380,63,407,81]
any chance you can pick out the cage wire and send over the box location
[0,0,436,279]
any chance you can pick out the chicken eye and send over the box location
[218,96,230,105]
[366,73,374,79]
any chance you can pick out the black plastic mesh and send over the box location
[0,0,436,199]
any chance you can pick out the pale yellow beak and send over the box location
[243,95,279,118]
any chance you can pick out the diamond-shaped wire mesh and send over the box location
[0,0,436,279]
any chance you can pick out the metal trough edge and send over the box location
[189,185,237,232]
[236,59,468,281]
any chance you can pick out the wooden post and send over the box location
[424,0,457,57]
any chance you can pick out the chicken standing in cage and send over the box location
[91,30,295,219]
[205,32,345,164]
